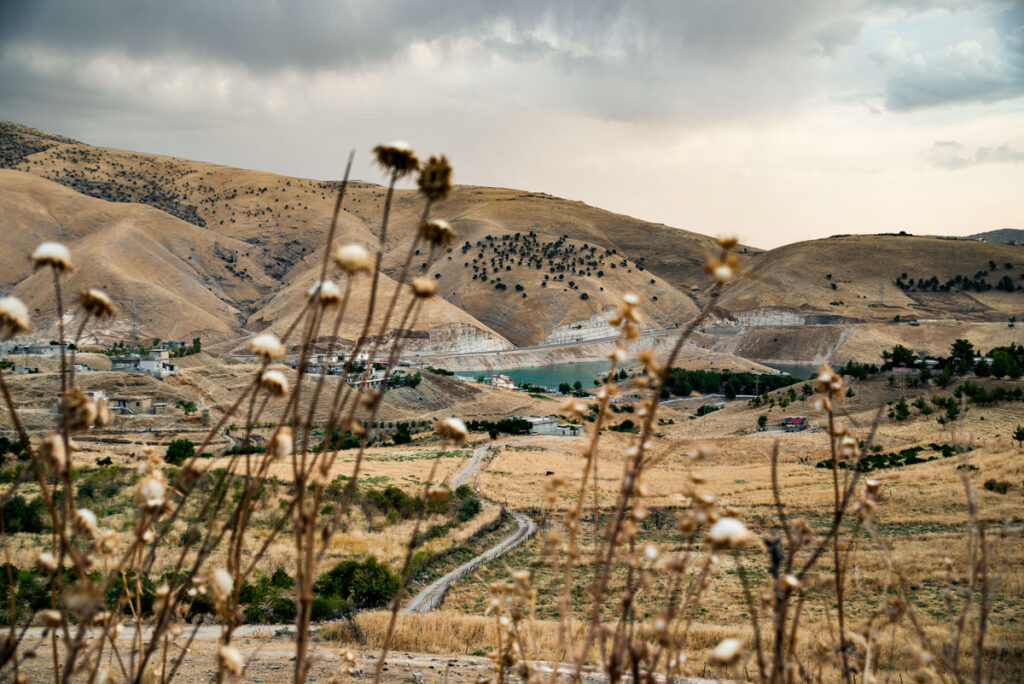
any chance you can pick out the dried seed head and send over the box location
[426,486,450,503]
[715,235,739,250]
[134,474,167,511]
[210,567,233,602]
[710,637,743,665]
[248,333,285,360]
[260,369,289,396]
[32,241,73,271]
[79,289,117,318]
[63,579,100,616]
[95,399,113,427]
[269,426,294,460]
[39,609,63,628]
[41,432,67,471]
[37,552,59,573]
[307,280,344,306]
[334,243,372,274]
[374,141,419,178]
[61,388,97,432]
[0,296,31,339]
[74,508,99,537]
[418,218,457,247]
[434,417,468,445]
[411,276,437,298]
[703,256,738,284]
[708,517,751,548]
[94,529,120,555]
[219,644,245,676]
[418,155,454,200]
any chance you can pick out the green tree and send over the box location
[889,396,910,422]
[757,415,768,431]
[165,438,195,466]
[950,339,975,374]
[882,344,916,367]
[573,380,583,391]
[1013,425,1024,448]
[558,382,572,395]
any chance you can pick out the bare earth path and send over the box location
[406,440,541,613]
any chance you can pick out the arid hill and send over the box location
[1,120,1021,360]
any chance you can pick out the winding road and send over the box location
[405,442,538,613]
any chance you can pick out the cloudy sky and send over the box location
[1,1,1022,248]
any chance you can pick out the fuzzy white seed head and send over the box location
[219,645,244,676]
[0,296,31,339]
[32,242,73,271]
[210,568,233,602]
[708,517,751,548]
[74,508,98,537]
[307,280,343,306]
[260,370,289,396]
[711,637,743,665]
[333,243,372,274]
[434,417,468,445]
[248,333,285,360]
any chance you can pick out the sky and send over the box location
[1,1,1022,249]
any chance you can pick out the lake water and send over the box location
[762,363,819,380]
[456,360,617,389]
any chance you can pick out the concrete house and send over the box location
[111,396,154,415]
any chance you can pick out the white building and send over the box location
[488,374,517,390]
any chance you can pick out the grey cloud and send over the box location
[930,140,1024,169]
[883,3,1024,109]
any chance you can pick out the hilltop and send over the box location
[1,120,1021,366]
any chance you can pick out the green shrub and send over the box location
[313,557,398,613]
[1,495,47,534]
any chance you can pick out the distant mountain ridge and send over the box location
[1,120,1021,355]
[968,229,1024,245]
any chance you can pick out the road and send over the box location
[405,439,544,613]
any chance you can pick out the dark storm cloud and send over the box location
[0,0,840,72]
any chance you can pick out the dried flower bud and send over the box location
[32,242,73,272]
[418,155,453,201]
[411,276,437,298]
[715,236,739,250]
[710,637,743,665]
[334,243,372,274]
[79,289,117,318]
[373,141,419,178]
[418,218,457,247]
[260,370,289,396]
[434,417,468,445]
[0,296,31,339]
[248,333,285,360]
